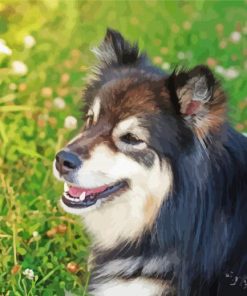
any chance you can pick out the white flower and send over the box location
[65,291,75,296]
[224,68,239,79]
[12,61,28,76]
[230,31,241,43]
[23,268,35,280]
[215,65,225,75]
[64,116,77,129]
[24,35,36,49]
[177,52,185,60]
[54,97,65,109]
[161,62,170,70]
[215,65,239,80]
[0,39,12,55]
[9,83,17,90]
[32,231,39,238]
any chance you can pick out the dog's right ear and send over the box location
[93,28,142,67]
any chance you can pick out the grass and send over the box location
[0,0,246,295]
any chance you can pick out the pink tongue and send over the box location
[68,185,108,197]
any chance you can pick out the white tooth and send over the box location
[64,183,69,191]
[64,192,70,199]
[79,192,86,201]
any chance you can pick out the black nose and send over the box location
[55,150,82,175]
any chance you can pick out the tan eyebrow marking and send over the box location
[112,116,149,143]
[91,96,101,124]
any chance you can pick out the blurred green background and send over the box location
[0,0,246,295]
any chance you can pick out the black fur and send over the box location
[84,29,247,295]
[90,127,247,295]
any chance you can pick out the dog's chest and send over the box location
[89,253,179,295]
[89,278,171,296]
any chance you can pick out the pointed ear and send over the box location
[92,28,142,66]
[168,65,227,139]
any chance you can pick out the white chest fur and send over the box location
[90,278,172,296]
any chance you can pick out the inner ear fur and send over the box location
[167,65,227,140]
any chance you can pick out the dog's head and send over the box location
[53,29,226,249]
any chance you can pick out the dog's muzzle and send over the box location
[54,149,128,210]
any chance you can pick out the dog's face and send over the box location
[53,29,226,249]
[53,77,174,247]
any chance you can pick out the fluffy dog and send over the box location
[54,29,247,296]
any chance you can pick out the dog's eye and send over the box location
[120,133,143,145]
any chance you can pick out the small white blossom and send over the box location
[9,83,17,90]
[65,291,75,296]
[64,116,77,129]
[161,62,170,70]
[23,268,35,280]
[230,31,241,43]
[32,231,39,238]
[24,35,36,49]
[215,65,225,75]
[54,97,65,109]
[215,65,239,80]
[0,39,12,55]
[12,61,28,76]
[224,68,239,79]
[177,52,185,60]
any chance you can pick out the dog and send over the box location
[53,29,247,296]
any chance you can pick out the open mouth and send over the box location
[62,181,128,208]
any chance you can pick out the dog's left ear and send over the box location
[93,28,143,67]
[167,65,227,139]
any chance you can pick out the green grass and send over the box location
[0,0,246,294]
